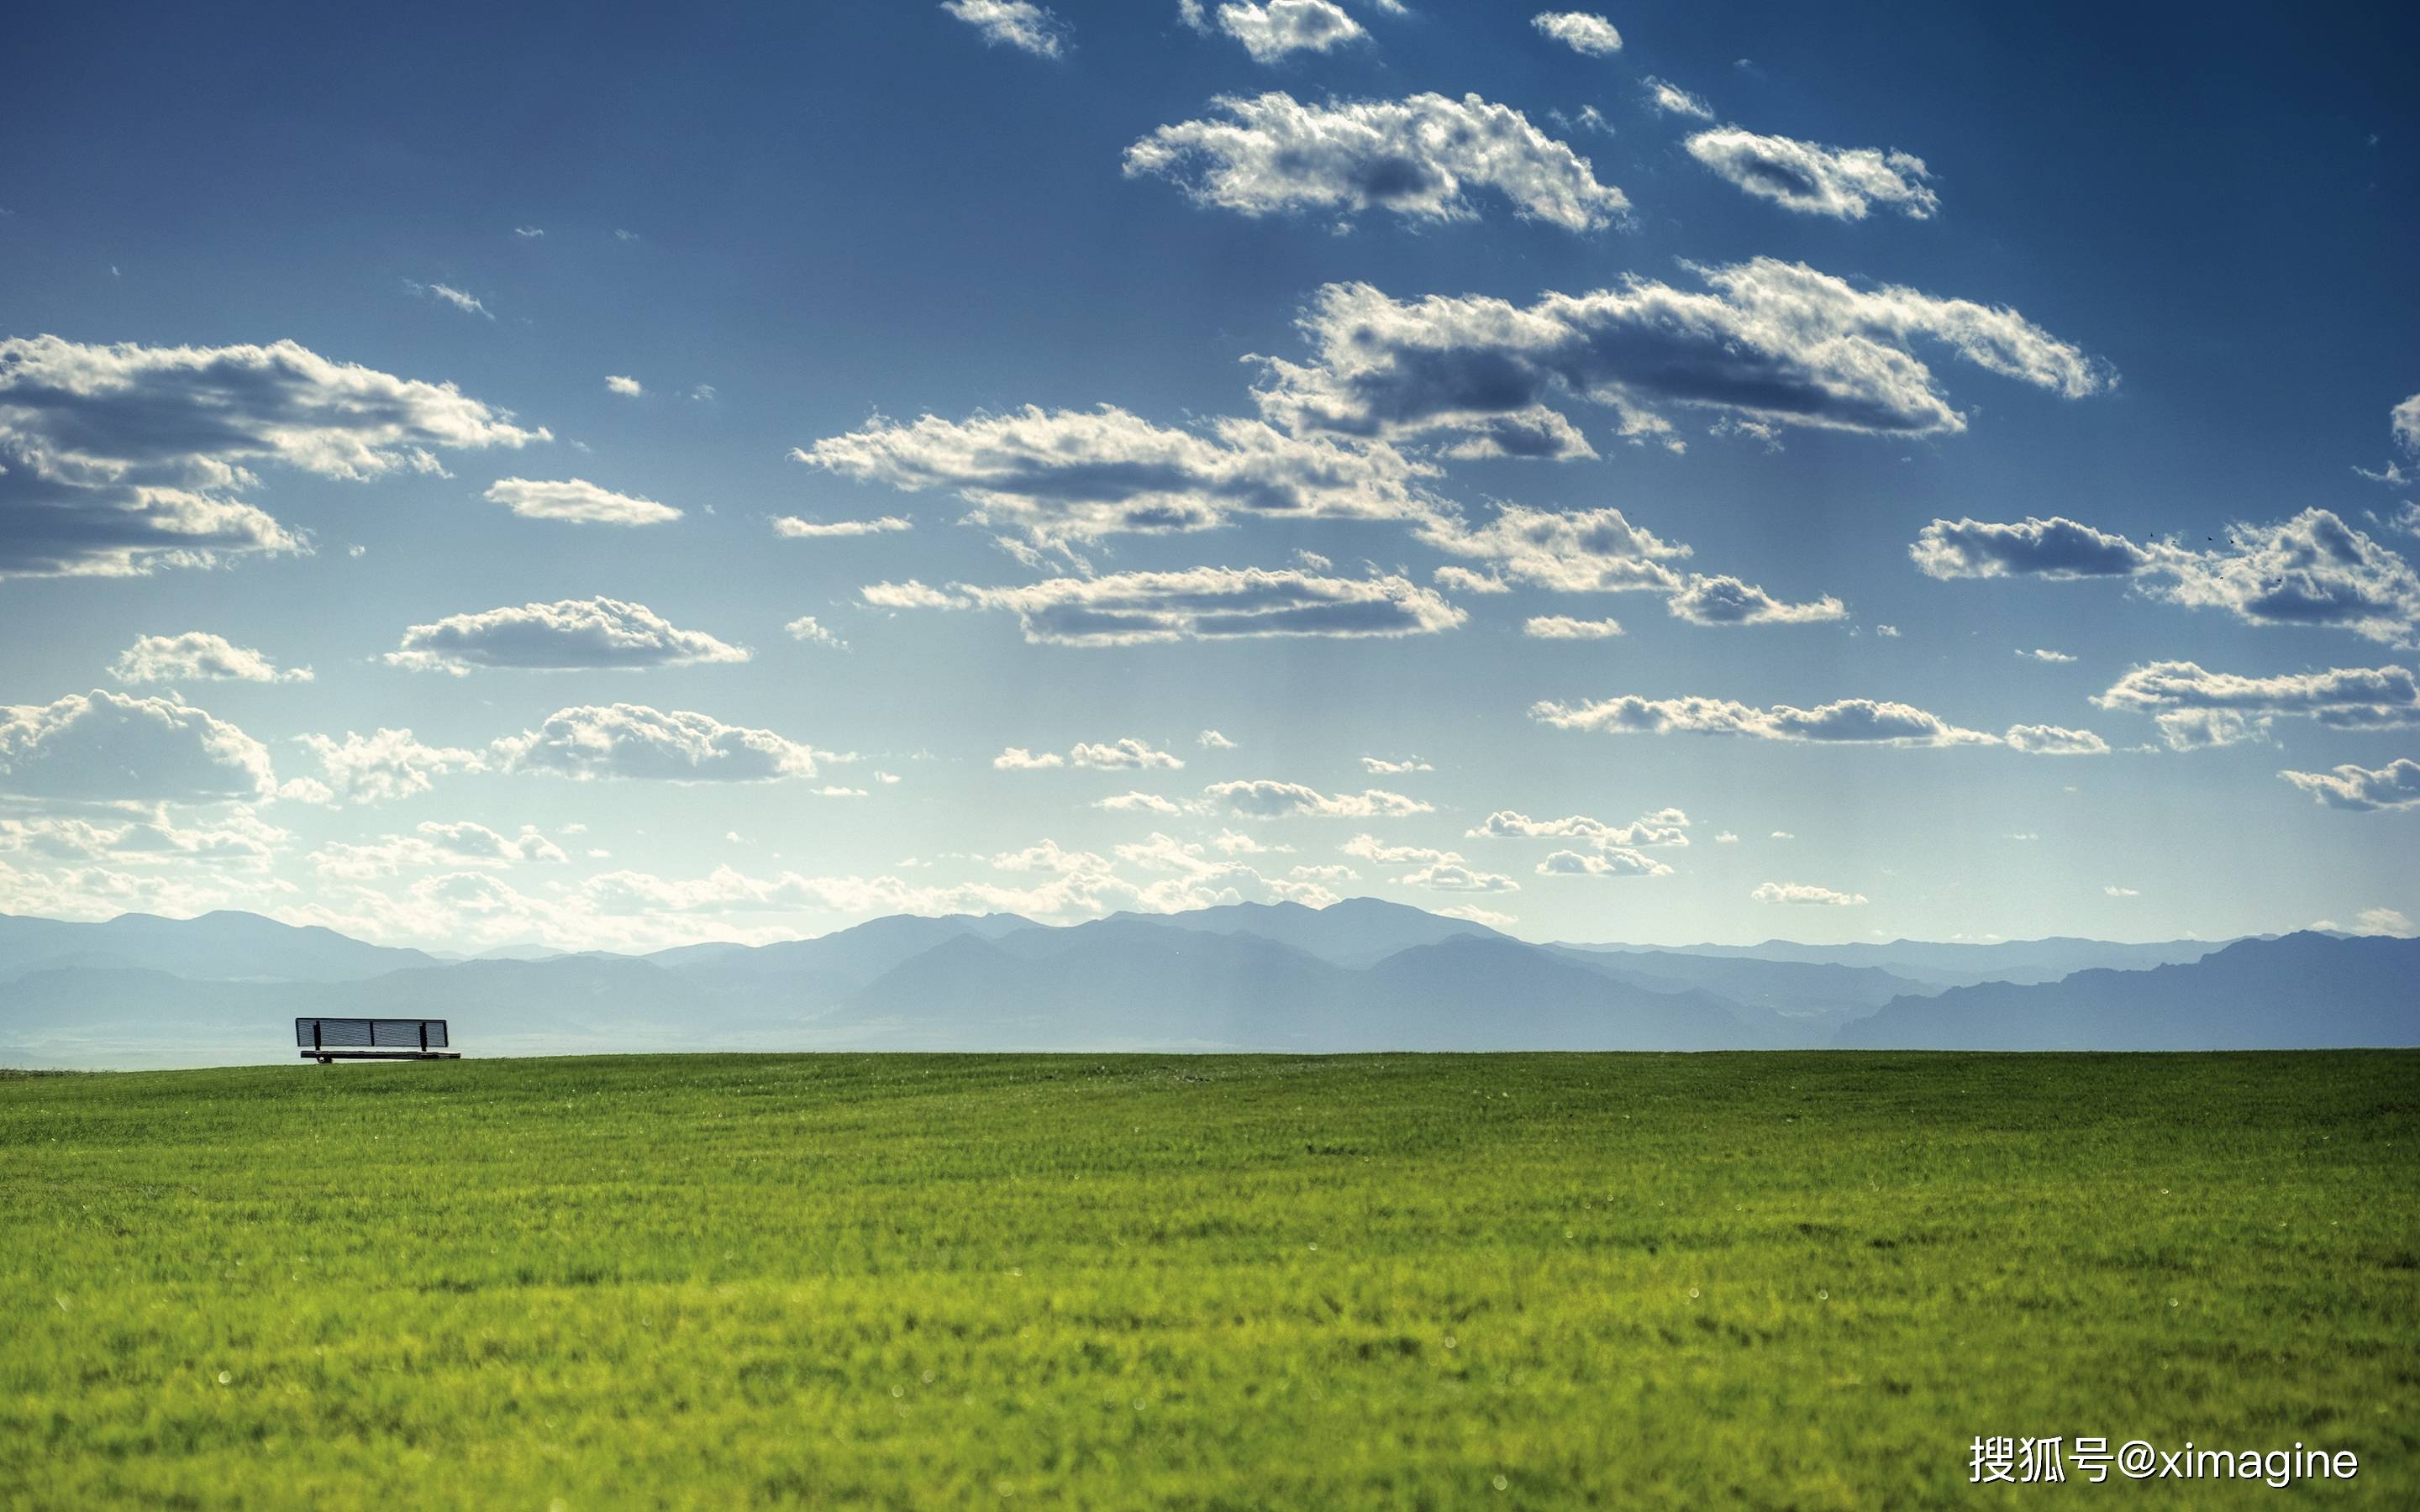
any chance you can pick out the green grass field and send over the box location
[3,1053,2414,1508]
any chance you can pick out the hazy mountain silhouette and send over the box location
[1834,933,2420,1049]
[2,903,2407,1068]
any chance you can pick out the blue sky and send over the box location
[3,0,2416,951]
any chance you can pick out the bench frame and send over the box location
[297,1016,460,1063]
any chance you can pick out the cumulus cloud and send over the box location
[942,0,1068,57]
[1524,614,1624,638]
[1665,574,1846,626]
[2018,648,2077,663]
[2396,393,2420,455]
[1538,848,1670,879]
[1359,755,1431,774]
[784,615,847,649]
[0,806,286,872]
[1254,260,2110,456]
[2002,723,2111,756]
[384,596,749,674]
[1096,790,1183,813]
[1468,807,1691,848]
[2095,660,2420,749]
[1532,693,2000,747]
[1684,129,1938,220]
[605,375,643,396]
[111,632,311,684]
[1198,728,1239,748]
[0,690,276,804]
[1207,1,1365,63]
[1911,516,2152,579]
[1209,780,1431,818]
[493,704,824,783]
[2278,757,2420,811]
[297,728,485,806]
[771,515,912,538]
[995,738,1183,771]
[484,477,681,527]
[1338,832,1515,891]
[862,566,1465,646]
[1642,77,1713,119]
[1426,505,1689,586]
[0,334,545,577]
[797,405,1433,554]
[1126,92,1628,231]
[1752,880,1866,906]
[1531,11,1620,55]
[310,821,566,879]
[1916,509,2420,646]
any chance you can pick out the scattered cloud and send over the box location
[1665,574,1847,626]
[1127,91,1628,231]
[1360,755,1432,774]
[2104,885,2139,897]
[1468,807,1691,848]
[493,704,825,783]
[784,615,847,649]
[941,0,1069,58]
[2278,757,2420,811]
[1532,693,2000,747]
[0,334,545,577]
[2096,660,2420,749]
[296,728,484,806]
[484,477,681,527]
[605,375,643,397]
[384,596,749,674]
[1538,848,1670,879]
[862,567,1465,645]
[2018,647,2077,663]
[1198,728,1239,748]
[2002,723,2111,756]
[772,515,913,538]
[1642,77,1713,119]
[310,821,566,880]
[1204,1,1365,63]
[1917,509,2420,646]
[1096,791,1183,813]
[1210,780,1431,818]
[1530,11,1621,55]
[1524,614,1625,638]
[111,633,311,685]
[404,281,491,319]
[1684,129,1937,220]
[1255,260,2110,456]
[1752,880,1867,906]
[0,690,276,804]
[995,738,1184,771]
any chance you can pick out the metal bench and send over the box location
[296,1016,459,1063]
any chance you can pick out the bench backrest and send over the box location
[295,1017,450,1049]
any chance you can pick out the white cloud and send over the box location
[405,281,492,319]
[1126,92,1627,232]
[1533,693,2001,747]
[1714,831,1739,843]
[1875,624,1900,637]
[863,566,1466,645]
[2104,885,2139,898]
[310,821,566,880]
[2351,906,2417,937]
[0,690,276,804]
[0,334,546,577]
[2095,660,2420,749]
[1360,755,1431,774]
[384,596,749,674]
[1523,614,1624,638]
[1435,904,1516,927]
[1210,780,1432,818]
[1208,1,1365,63]
[1531,12,1620,55]
[1665,574,1846,626]
[941,0,1069,57]
[1538,848,1670,879]
[1469,807,1691,848]
[771,515,913,538]
[996,738,1183,771]
[798,405,1434,554]
[1427,505,1689,586]
[1917,509,2420,646]
[1396,860,1520,893]
[2018,648,2077,663]
[0,806,286,871]
[2002,723,2111,756]
[2278,757,2420,811]
[605,375,643,396]
[1684,129,1938,220]
[494,705,824,784]
[111,632,311,685]
[1340,834,1455,864]
[297,727,484,806]
[1642,77,1713,119]
[1198,728,1239,748]
[1096,790,1183,813]
[785,615,847,649]
[2393,392,2420,455]
[1255,261,2110,454]
[513,227,544,239]
[1752,880,1866,906]
[484,477,681,527]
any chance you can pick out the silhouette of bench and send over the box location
[296,1016,459,1063]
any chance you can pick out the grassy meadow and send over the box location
[3,1052,2414,1508]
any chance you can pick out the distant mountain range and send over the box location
[1,900,2411,1068]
